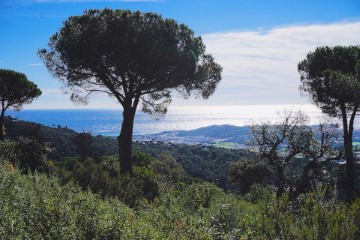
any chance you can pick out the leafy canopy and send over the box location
[298,46,360,117]
[0,69,42,111]
[39,9,222,115]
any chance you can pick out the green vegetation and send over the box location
[1,161,359,239]
[228,159,272,195]
[2,117,359,238]
[212,141,242,149]
[133,141,254,189]
[4,116,254,189]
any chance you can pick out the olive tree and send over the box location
[251,111,312,197]
[251,111,340,198]
[39,9,222,173]
[0,69,42,141]
[298,45,360,201]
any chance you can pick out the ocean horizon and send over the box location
[6,104,338,137]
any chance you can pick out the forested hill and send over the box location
[4,116,254,189]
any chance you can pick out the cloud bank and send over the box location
[35,21,360,109]
[197,21,360,105]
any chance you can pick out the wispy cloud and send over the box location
[41,88,63,96]
[34,0,162,2]
[25,63,43,67]
[200,21,360,105]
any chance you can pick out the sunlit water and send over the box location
[7,104,345,136]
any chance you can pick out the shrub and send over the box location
[257,185,358,239]
[56,155,160,208]
[114,167,160,208]
[0,138,49,173]
[228,159,272,195]
[0,166,135,239]
[151,155,185,186]
[132,151,156,168]
[177,182,221,212]
[1,164,359,239]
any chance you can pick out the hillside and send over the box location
[4,116,254,189]
[2,116,360,239]
[135,124,250,148]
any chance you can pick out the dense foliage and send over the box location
[133,142,254,189]
[228,159,272,195]
[1,164,359,239]
[56,155,161,208]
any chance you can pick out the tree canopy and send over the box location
[0,69,42,141]
[298,45,360,201]
[298,46,360,117]
[39,8,222,173]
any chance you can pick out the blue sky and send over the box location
[1,0,360,109]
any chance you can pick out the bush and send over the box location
[0,166,135,239]
[55,155,160,208]
[177,182,221,212]
[151,155,185,186]
[0,138,49,173]
[1,164,359,239]
[257,185,358,239]
[228,159,272,195]
[114,167,160,208]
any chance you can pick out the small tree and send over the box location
[292,122,341,198]
[73,132,94,161]
[39,9,222,173]
[228,159,272,195]
[250,111,340,198]
[251,111,312,197]
[0,69,42,141]
[298,45,360,201]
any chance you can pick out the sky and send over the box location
[1,0,360,109]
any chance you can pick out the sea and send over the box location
[6,104,334,137]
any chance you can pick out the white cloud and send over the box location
[28,21,360,109]
[196,21,360,105]
[25,63,43,67]
[41,88,63,96]
[27,87,120,109]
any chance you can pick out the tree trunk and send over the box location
[276,164,286,198]
[118,107,136,174]
[0,109,5,141]
[290,160,318,199]
[341,106,357,202]
[344,136,355,202]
